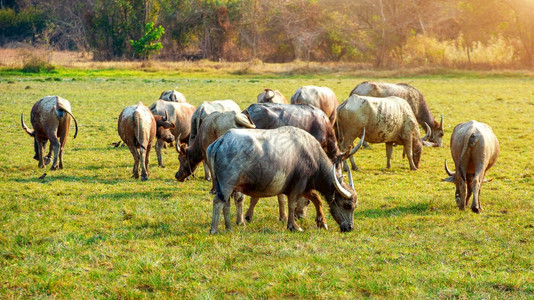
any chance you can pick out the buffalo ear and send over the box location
[163,121,175,129]
[443,176,455,182]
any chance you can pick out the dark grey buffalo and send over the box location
[243,103,364,221]
[206,126,358,233]
[21,96,79,170]
[350,81,444,147]
[444,120,499,213]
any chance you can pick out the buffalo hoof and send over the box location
[159,165,165,168]
[50,165,59,171]
[44,156,51,165]
[317,222,328,230]
[471,207,481,213]
[288,225,303,232]
[132,174,139,179]
[209,228,218,234]
[244,215,253,223]
[141,175,149,181]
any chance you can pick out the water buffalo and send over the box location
[243,102,364,220]
[21,96,79,170]
[117,102,174,181]
[149,100,196,168]
[159,90,187,103]
[257,88,288,104]
[290,85,338,124]
[443,120,499,213]
[188,100,242,180]
[337,95,431,171]
[206,126,358,233]
[350,81,444,147]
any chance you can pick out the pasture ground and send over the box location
[0,69,533,298]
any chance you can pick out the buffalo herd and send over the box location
[21,83,499,233]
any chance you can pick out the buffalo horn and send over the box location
[347,127,366,158]
[421,122,431,141]
[332,163,352,199]
[175,133,182,153]
[444,159,454,176]
[347,166,354,190]
[20,113,34,136]
[164,109,169,121]
[439,114,444,129]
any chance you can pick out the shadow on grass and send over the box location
[355,202,430,219]
[10,174,122,185]
[89,190,173,201]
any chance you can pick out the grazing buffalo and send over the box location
[149,100,196,168]
[243,103,364,221]
[206,126,358,233]
[290,85,338,124]
[337,95,431,171]
[118,102,174,181]
[21,96,79,170]
[159,90,187,103]
[444,120,499,213]
[175,111,256,182]
[257,88,288,104]
[188,100,242,180]
[350,81,444,147]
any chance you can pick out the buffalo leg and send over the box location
[386,142,394,169]
[234,192,245,225]
[471,169,484,213]
[203,161,211,181]
[349,156,359,171]
[223,196,232,230]
[43,142,52,165]
[139,144,149,181]
[155,139,165,168]
[278,195,287,222]
[287,193,303,232]
[57,122,69,170]
[210,196,225,234]
[48,134,60,171]
[245,197,259,222]
[127,144,140,179]
[36,139,46,168]
[295,197,308,219]
[403,140,417,171]
[303,191,328,230]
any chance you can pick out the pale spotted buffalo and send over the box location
[336,95,431,171]
[159,90,187,103]
[257,88,288,104]
[350,81,444,147]
[444,120,499,213]
[206,126,358,233]
[117,102,174,181]
[149,100,196,168]
[290,85,338,124]
[21,96,78,170]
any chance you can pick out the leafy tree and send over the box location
[129,22,165,59]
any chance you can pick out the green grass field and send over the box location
[1,70,533,298]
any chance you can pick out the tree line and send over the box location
[1,0,533,68]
